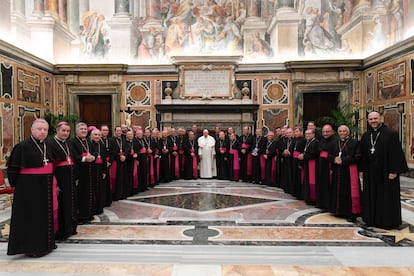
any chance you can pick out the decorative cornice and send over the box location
[0,39,56,74]
[362,36,414,69]
[155,104,259,112]
[55,64,129,74]
[126,64,176,74]
[285,59,363,71]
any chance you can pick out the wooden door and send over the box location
[79,95,112,131]
[303,92,339,126]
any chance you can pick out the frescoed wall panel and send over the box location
[262,109,289,132]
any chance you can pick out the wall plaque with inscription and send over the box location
[180,65,234,98]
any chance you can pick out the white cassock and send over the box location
[198,135,217,178]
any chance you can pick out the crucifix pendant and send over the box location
[43,158,49,165]
[370,147,375,154]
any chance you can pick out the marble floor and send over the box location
[1,178,414,275]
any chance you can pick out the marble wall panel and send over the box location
[379,102,406,149]
[377,62,406,100]
[43,76,52,108]
[262,109,289,132]
[262,79,288,105]
[365,72,375,103]
[1,103,14,163]
[17,68,41,103]
[0,62,13,99]
[130,110,151,129]
[18,106,41,141]
[410,100,414,160]
[126,81,151,106]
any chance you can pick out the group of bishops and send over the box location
[6,111,408,257]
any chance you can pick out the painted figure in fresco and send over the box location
[194,16,218,52]
[386,0,403,45]
[216,16,242,52]
[165,0,196,53]
[80,11,111,59]
[252,32,273,58]
[303,7,335,55]
[136,28,161,60]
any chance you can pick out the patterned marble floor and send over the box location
[0,178,414,275]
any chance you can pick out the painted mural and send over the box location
[77,0,411,63]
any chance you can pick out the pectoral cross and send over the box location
[370,147,375,154]
[43,157,49,165]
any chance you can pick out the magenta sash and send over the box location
[271,156,277,183]
[191,149,198,178]
[260,155,266,180]
[139,148,147,154]
[230,149,240,181]
[155,149,160,181]
[20,163,53,174]
[133,159,138,189]
[52,176,58,233]
[308,159,316,201]
[53,158,73,167]
[320,151,328,158]
[109,160,117,193]
[180,147,185,172]
[241,143,252,176]
[148,153,155,185]
[219,147,227,154]
[247,153,252,176]
[95,157,103,164]
[173,146,180,178]
[293,150,301,159]
[349,164,361,214]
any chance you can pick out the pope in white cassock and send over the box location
[198,129,217,178]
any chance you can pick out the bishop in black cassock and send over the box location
[359,112,408,229]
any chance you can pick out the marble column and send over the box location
[133,0,141,18]
[246,0,260,17]
[109,0,137,61]
[267,7,301,56]
[59,0,67,23]
[32,0,45,17]
[115,0,130,15]
[278,0,294,8]
[45,0,59,16]
[67,0,79,33]
[145,0,160,19]
[242,0,266,56]
[142,0,161,32]
[352,0,371,18]
[13,0,26,16]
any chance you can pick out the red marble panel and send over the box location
[263,109,288,131]
[131,110,151,129]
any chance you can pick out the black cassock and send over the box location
[228,139,241,181]
[360,125,408,228]
[274,136,286,188]
[125,138,137,195]
[316,135,338,209]
[329,137,361,220]
[48,137,77,240]
[169,135,180,180]
[303,138,320,205]
[215,138,230,180]
[90,140,107,215]
[238,134,254,181]
[183,137,199,180]
[7,137,56,256]
[101,137,112,207]
[144,136,157,186]
[279,137,295,194]
[108,136,130,200]
[134,137,148,192]
[178,135,186,178]
[292,136,306,199]
[251,135,266,184]
[263,140,278,186]
[68,136,95,221]
[158,137,173,183]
